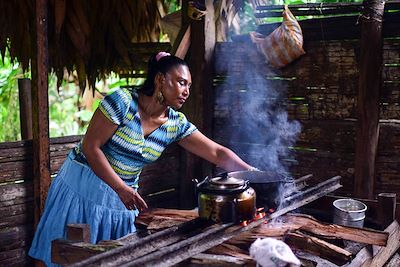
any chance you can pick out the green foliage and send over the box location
[0,52,23,141]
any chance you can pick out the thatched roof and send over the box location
[0,0,256,90]
[0,0,169,89]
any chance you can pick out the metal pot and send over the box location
[227,170,292,211]
[194,173,256,223]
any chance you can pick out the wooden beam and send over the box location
[348,220,400,267]
[18,78,33,140]
[171,24,191,59]
[378,193,397,230]
[67,224,91,243]
[354,0,385,199]
[180,0,216,209]
[32,0,51,227]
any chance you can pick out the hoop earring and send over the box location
[156,91,165,104]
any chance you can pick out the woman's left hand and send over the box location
[116,184,148,212]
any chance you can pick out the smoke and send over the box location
[214,43,301,178]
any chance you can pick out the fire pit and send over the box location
[52,174,347,266]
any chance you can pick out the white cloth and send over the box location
[249,238,301,267]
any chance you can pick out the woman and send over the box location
[29,52,255,266]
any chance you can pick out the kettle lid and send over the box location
[209,175,245,188]
[197,173,248,194]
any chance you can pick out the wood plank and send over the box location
[354,0,385,199]
[51,239,110,265]
[0,246,31,266]
[190,253,249,266]
[285,231,352,266]
[171,24,191,59]
[285,214,388,246]
[362,220,400,267]
[32,0,51,227]
[0,224,33,252]
[0,201,34,228]
[0,182,33,207]
[230,213,388,247]
[349,220,400,267]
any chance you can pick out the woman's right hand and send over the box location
[116,185,148,212]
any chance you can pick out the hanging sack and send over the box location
[250,5,305,68]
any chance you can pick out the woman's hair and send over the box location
[138,53,189,96]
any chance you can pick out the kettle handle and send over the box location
[192,176,210,188]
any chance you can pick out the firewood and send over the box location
[190,253,252,266]
[147,217,190,230]
[285,231,352,266]
[206,243,253,261]
[348,220,400,267]
[228,213,388,249]
[283,213,388,246]
[135,208,198,227]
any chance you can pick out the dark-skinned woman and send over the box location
[29,52,255,266]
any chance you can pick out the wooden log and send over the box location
[205,243,252,261]
[229,213,388,247]
[67,224,91,243]
[285,214,388,246]
[378,193,397,230]
[18,78,33,140]
[354,0,385,199]
[348,220,400,267]
[190,253,249,266]
[283,176,342,207]
[68,218,211,267]
[51,239,112,265]
[285,231,352,266]
[32,0,51,227]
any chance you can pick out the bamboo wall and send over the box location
[213,37,400,198]
[0,136,182,266]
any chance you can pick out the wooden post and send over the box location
[377,193,396,230]
[32,0,51,227]
[354,0,385,199]
[18,78,33,140]
[67,224,91,243]
[179,0,215,208]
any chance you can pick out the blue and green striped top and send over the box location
[73,88,197,188]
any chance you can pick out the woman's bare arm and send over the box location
[178,130,253,171]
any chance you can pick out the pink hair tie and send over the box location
[156,51,171,61]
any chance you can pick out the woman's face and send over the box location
[161,65,192,109]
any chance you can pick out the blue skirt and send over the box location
[28,152,139,266]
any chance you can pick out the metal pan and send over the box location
[227,170,294,210]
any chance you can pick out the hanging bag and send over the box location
[250,5,305,68]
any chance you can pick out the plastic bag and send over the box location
[249,238,301,267]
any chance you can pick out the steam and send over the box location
[214,45,301,178]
